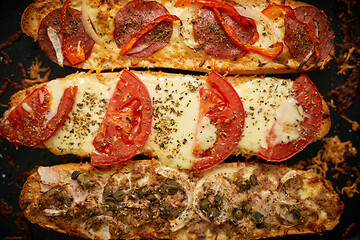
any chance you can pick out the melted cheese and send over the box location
[43,72,303,169]
[63,0,292,71]
[234,78,302,156]
[45,74,118,156]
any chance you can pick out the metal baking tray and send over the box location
[0,0,359,239]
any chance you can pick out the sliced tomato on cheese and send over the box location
[192,71,245,172]
[91,69,152,166]
[0,85,77,146]
[258,75,323,162]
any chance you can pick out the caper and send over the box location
[113,190,126,202]
[71,170,81,180]
[249,174,258,186]
[242,202,252,213]
[103,189,113,199]
[159,179,179,195]
[239,180,251,191]
[214,194,222,207]
[137,185,149,197]
[102,201,117,212]
[159,205,168,215]
[86,209,98,217]
[232,208,244,221]
[62,194,72,207]
[146,193,157,202]
[208,207,220,219]
[252,211,266,228]
[199,199,210,211]
[292,209,301,220]
[77,173,95,189]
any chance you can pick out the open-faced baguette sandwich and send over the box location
[21,0,334,74]
[20,160,343,239]
[0,70,330,172]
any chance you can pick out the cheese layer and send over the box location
[44,72,303,169]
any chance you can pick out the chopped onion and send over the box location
[43,209,65,216]
[193,170,232,225]
[38,166,60,185]
[178,5,202,50]
[279,170,298,185]
[21,102,33,113]
[47,27,64,67]
[81,1,117,53]
[234,6,283,61]
[155,165,194,232]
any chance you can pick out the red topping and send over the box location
[192,71,245,172]
[119,14,181,56]
[91,69,152,166]
[258,75,324,162]
[0,85,77,146]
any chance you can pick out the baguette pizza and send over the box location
[0,70,330,171]
[20,160,343,239]
[21,0,334,74]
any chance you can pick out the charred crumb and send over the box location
[0,30,23,65]
[326,0,360,113]
[0,198,14,217]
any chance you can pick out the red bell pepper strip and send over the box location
[213,8,283,59]
[119,14,181,56]
[60,0,86,65]
[261,3,294,21]
[175,0,259,43]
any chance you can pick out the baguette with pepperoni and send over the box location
[21,0,334,74]
[20,160,343,239]
[0,70,330,171]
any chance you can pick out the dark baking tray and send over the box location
[0,0,359,239]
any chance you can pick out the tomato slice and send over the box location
[258,74,323,162]
[192,71,245,172]
[175,0,259,43]
[91,69,152,166]
[119,14,181,56]
[60,0,86,65]
[0,85,77,146]
[213,8,283,59]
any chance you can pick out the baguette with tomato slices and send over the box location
[0,70,330,172]
[20,160,343,240]
[21,0,334,74]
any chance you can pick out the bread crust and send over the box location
[21,0,334,74]
[20,160,343,239]
[1,71,331,163]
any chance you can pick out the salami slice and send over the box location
[38,8,95,66]
[114,0,173,58]
[294,6,334,64]
[284,6,334,66]
[193,6,255,59]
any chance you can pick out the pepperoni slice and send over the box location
[193,6,255,59]
[284,6,333,66]
[293,6,334,65]
[38,8,95,66]
[91,70,152,166]
[192,71,245,172]
[114,0,173,58]
[258,75,324,162]
[0,85,77,146]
